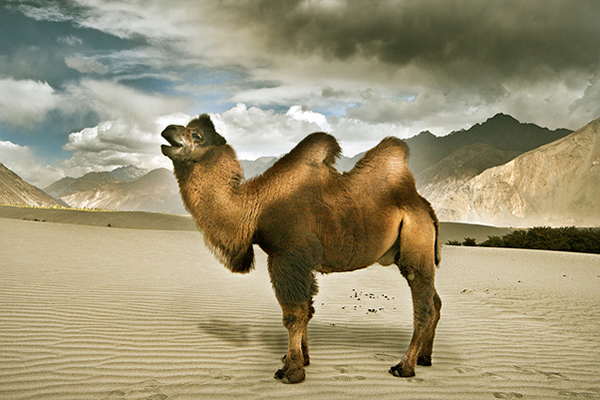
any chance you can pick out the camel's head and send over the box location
[161,114,226,162]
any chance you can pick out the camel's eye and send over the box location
[192,132,205,145]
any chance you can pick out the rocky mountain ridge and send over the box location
[457,118,600,226]
[405,113,572,179]
[45,167,186,214]
[0,163,66,208]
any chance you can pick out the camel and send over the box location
[161,114,442,384]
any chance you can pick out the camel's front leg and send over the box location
[275,301,310,384]
[281,298,314,366]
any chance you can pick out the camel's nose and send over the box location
[161,125,184,144]
[162,124,181,136]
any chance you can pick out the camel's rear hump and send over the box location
[351,137,409,171]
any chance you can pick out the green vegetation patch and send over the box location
[447,226,600,255]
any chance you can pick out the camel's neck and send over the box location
[172,146,258,271]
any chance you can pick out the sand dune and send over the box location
[0,205,513,243]
[0,205,196,231]
[1,216,599,399]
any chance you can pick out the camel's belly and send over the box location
[317,216,400,273]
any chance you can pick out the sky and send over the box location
[1,0,600,188]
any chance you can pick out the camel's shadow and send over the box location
[197,316,412,358]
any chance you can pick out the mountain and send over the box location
[418,143,521,220]
[436,118,600,226]
[240,157,277,179]
[108,165,148,181]
[240,154,360,180]
[406,113,572,180]
[46,168,186,214]
[0,163,66,208]
[336,153,364,173]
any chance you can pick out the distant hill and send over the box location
[45,167,186,214]
[241,153,361,179]
[436,117,600,226]
[240,157,277,179]
[418,143,521,220]
[406,113,572,181]
[0,163,66,208]
[107,165,148,181]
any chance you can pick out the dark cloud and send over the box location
[223,0,600,87]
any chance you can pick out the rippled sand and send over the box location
[1,215,599,399]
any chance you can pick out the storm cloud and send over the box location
[223,1,600,81]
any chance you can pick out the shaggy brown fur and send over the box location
[161,114,442,383]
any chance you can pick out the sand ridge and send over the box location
[0,205,197,231]
[0,204,514,242]
[1,215,599,399]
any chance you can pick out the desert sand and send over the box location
[1,210,599,399]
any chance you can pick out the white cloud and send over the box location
[61,112,190,177]
[64,79,191,123]
[569,72,600,127]
[57,79,193,176]
[211,104,331,160]
[0,79,62,129]
[210,103,412,160]
[12,0,600,137]
[7,0,599,182]
[286,105,331,132]
[12,3,73,22]
[65,55,109,74]
[58,35,83,46]
[0,141,64,188]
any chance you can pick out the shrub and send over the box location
[478,226,600,254]
[446,227,600,254]
[462,237,478,246]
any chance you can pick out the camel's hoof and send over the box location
[417,354,432,366]
[389,364,415,378]
[275,367,305,384]
[274,368,285,380]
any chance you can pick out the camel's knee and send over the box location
[283,313,301,330]
[282,313,303,332]
[281,303,309,330]
[307,298,315,321]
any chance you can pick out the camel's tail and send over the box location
[432,209,441,268]
[423,195,441,268]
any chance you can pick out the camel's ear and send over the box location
[189,114,226,146]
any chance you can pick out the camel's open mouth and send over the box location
[162,127,184,147]
[161,125,184,157]
[161,126,185,158]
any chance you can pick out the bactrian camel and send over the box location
[161,114,442,384]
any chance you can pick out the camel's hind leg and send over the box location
[417,289,441,366]
[390,208,441,377]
